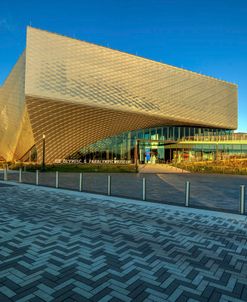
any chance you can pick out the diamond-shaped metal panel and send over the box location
[0,53,34,161]
[25,27,237,130]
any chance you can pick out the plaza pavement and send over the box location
[1,171,247,214]
[0,181,247,301]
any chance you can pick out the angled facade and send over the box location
[0,27,238,163]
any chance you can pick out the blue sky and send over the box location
[0,0,246,131]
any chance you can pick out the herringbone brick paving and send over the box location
[0,184,247,301]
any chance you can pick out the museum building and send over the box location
[0,27,243,164]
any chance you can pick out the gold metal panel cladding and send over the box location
[0,53,33,162]
[25,27,237,130]
[0,26,238,162]
[13,107,35,160]
[26,97,176,162]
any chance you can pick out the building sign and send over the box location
[54,159,132,164]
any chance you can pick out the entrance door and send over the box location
[138,142,164,164]
[165,148,173,162]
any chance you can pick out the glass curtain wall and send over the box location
[168,143,247,162]
[68,126,232,163]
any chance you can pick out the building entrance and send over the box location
[136,139,176,164]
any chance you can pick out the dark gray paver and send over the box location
[0,183,14,187]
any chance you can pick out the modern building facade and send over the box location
[0,27,240,164]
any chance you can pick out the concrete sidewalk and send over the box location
[138,164,189,174]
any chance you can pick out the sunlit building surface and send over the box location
[0,26,244,164]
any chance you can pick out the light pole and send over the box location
[42,134,46,171]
